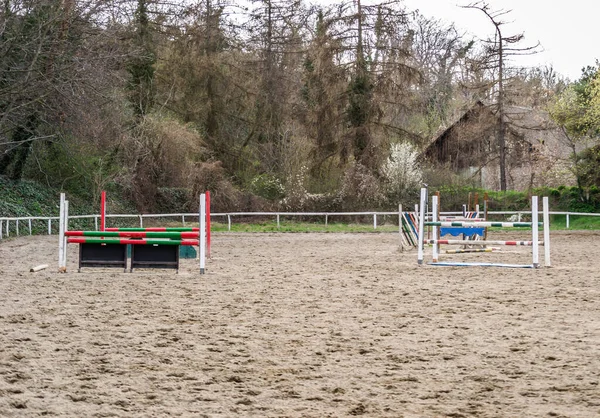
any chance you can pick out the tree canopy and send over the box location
[0,0,596,212]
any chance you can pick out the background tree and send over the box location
[549,63,600,191]
[410,14,474,137]
[0,1,129,185]
[127,0,156,118]
[462,1,540,190]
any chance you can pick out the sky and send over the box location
[318,0,598,81]
[402,0,597,81]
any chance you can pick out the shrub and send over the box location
[250,174,285,201]
[381,142,423,205]
[336,163,384,210]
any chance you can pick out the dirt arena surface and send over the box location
[0,231,599,417]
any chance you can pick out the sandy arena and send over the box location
[0,231,599,417]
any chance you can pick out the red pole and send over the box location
[206,191,211,258]
[100,191,106,231]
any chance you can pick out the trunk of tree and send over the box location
[497,26,507,191]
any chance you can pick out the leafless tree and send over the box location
[461,1,540,190]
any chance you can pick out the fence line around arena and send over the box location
[1,210,600,240]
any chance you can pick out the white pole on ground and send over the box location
[373,214,377,230]
[6,220,9,237]
[543,196,551,267]
[417,188,426,265]
[532,196,539,268]
[432,195,439,263]
[0,220,3,239]
[199,193,206,274]
[16,220,19,236]
[227,214,231,231]
[30,264,49,272]
[58,193,66,272]
[28,218,32,235]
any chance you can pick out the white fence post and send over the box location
[28,218,32,235]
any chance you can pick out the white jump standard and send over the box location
[417,187,551,268]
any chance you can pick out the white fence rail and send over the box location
[1,210,599,240]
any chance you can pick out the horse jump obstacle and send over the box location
[58,192,209,273]
[400,192,489,253]
[436,191,489,250]
[417,187,551,268]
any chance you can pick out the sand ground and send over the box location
[0,231,599,417]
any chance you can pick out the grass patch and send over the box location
[549,214,600,230]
